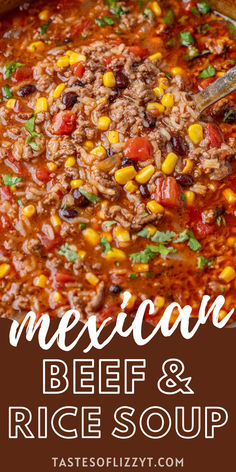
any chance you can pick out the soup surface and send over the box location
[0,0,235,322]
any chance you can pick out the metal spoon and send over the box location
[193,66,236,116]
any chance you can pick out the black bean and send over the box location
[72,188,89,208]
[62,91,78,109]
[108,89,120,104]
[176,174,194,187]
[109,284,122,294]
[139,184,150,198]
[115,71,129,89]
[17,84,36,97]
[121,158,139,171]
[144,112,157,129]
[170,135,189,156]
[72,79,85,87]
[213,207,225,219]
[64,37,72,44]
[59,206,78,220]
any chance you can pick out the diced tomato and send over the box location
[52,111,76,135]
[155,177,181,208]
[14,66,33,82]
[198,77,215,91]
[205,123,223,148]
[36,168,52,182]
[128,46,148,58]
[0,186,13,201]
[40,233,62,251]
[124,137,153,161]
[6,152,28,176]
[0,214,11,231]
[182,0,196,13]
[55,271,75,284]
[188,208,215,239]
[71,62,85,78]
[69,20,91,38]
[96,303,117,324]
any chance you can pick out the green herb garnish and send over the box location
[40,20,51,35]
[197,1,211,15]
[3,62,24,80]
[216,215,226,227]
[129,273,137,279]
[151,230,176,243]
[187,230,202,251]
[79,188,101,204]
[198,64,216,78]
[99,236,112,254]
[130,244,175,263]
[184,45,200,61]
[25,114,41,151]
[162,10,174,25]
[103,220,116,227]
[223,109,234,123]
[2,174,23,187]
[2,85,13,99]
[95,16,115,26]
[58,243,79,263]
[144,8,155,18]
[80,223,86,230]
[197,256,213,270]
[180,31,195,46]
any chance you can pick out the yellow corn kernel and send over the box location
[217,71,225,77]
[171,67,184,76]
[136,165,155,184]
[65,50,74,57]
[184,190,195,207]
[105,248,126,261]
[56,55,70,68]
[97,116,111,131]
[227,237,236,247]
[133,263,149,272]
[53,83,65,99]
[122,293,137,310]
[155,296,165,308]
[103,71,116,87]
[35,97,48,113]
[149,52,162,61]
[39,9,50,21]
[52,291,62,303]
[83,140,93,150]
[28,41,45,52]
[114,225,130,242]
[101,232,112,242]
[161,93,174,107]
[65,156,76,167]
[22,204,36,218]
[85,272,99,286]
[182,159,193,174]
[70,179,83,189]
[0,263,10,279]
[83,228,100,246]
[145,225,157,236]
[218,309,227,321]
[219,266,236,283]
[223,188,236,205]
[146,102,165,114]
[162,152,178,175]
[47,162,57,171]
[125,180,138,193]
[77,250,86,260]
[34,274,48,288]
[69,52,86,65]
[158,77,168,89]
[188,124,203,145]
[108,130,119,144]
[115,166,137,185]
[51,214,61,227]
[97,96,107,105]
[153,86,164,98]
[6,99,16,109]
[147,200,164,214]
[151,1,162,16]
[90,146,107,159]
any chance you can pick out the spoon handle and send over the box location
[193,66,236,115]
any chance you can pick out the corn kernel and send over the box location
[70,179,83,189]
[103,71,116,87]
[218,309,227,321]
[69,52,86,65]
[162,153,178,175]
[108,130,119,144]
[145,225,157,236]
[65,157,76,167]
[22,204,36,218]
[77,250,86,260]
[147,201,164,214]
[219,266,236,283]
[6,99,16,109]
[47,162,57,171]
[115,166,137,185]
[97,116,111,131]
[217,71,225,77]
[85,272,99,286]
[133,263,149,272]
[153,86,164,97]
[136,165,155,184]
[90,146,107,159]
[39,9,50,21]
[56,55,70,68]
[114,226,130,242]
[65,50,74,57]
[83,228,100,246]
[122,293,137,310]
[28,41,45,52]
[161,93,174,107]
[155,296,165,308]
[35,97,48,113]
[146,102,165,114]
[188,124,203,145]
[52,291,62,303]
[182,159,193,174]
[223,188,236,204]
[227,237,236,247]
[149,52,162,61]
[51,214,61,227]
[171,67,184,76]
[53,83,65,99]
[34,274,48,288]
[84,140,94,149]
[125,180,138,193]
[101,232,112,242]
[0,263,10,279]
[158,77,168,89]
[151,1,162,16]
[105,248,126,261]
[184,190,195,206]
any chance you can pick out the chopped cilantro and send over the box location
[151,230,176,243]
[2,85,13,99]
[197,256,213,270]
[142,212,148,217]
[100,236,112,254]
[137,227,151,239]
[103,220,116,227]
[223,109,234,123]
[40,20,51,35]
[181,193,186,201]
[180,31,195,46]
[80,223,86,230]
[197,1,211,14]
[198,64,216,79]
[79,188,101,204]
[197,23,209,34]
[58,243,79,263]
[17,199,24,206]
[3,62,24,80]
[162,10,174,25]
[216,215,226,227]
[174,230,189,243]
[165,72,172,78]
[95,16,114,26]
[25,114,41,151]
[27,135,40,151]
[129,273,137,279]
[144,8,155,18]
[227,59,235,65]
[2,174,23,187]
[25,114,36,134]
[184,45,200,61]
[191,6,199,15]
[187,230,202,251]
[130,243,175,263]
